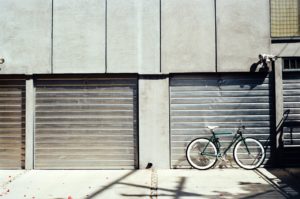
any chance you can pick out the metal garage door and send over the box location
[34,77,138,169]
[282,73,300,166]
[0,78,25,169]
[170,74,273,168]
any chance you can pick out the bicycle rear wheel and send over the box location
[186,138,217,170]
[233,138,265,170]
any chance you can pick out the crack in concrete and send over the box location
[150,169,158,199]
[0,170,29,196]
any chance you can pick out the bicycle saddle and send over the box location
[207,126,219,130]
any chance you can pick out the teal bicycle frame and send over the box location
[201,128,251,158]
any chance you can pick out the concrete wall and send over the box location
[138,77,170,169]
[274,59,283,164]
[25,79,34,169]
[271,43,300,57]
[53,0,106,73]
[0,0,278,74]
[217,0,270,72]
[107,0,160,74]
[0,0,51,74]
[161,0,216,73]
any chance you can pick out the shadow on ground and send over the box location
[256,168,300,199]
[81,169,298,199]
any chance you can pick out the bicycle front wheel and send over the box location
[233,138,265,170]
[186,138,217,170]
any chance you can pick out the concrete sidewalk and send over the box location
[0,168,298,199]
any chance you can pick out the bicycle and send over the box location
[186,126,265,170]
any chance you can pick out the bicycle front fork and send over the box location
[242,138,251,155]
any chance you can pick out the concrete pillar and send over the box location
[138,76,170,169]
[25,78,34,169]
[274,58,284,165]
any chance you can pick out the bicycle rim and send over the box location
[234,138,265,170]
[186,138,217,170]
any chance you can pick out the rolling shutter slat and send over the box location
[170,74,273,168]
[282,73,300,166]
[0,79,25,169]
[34,78,137,169]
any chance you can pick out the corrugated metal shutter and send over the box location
[34,77,138,169]
[0,78,25,169]
[170,74,273,168]
[282,73,300,166]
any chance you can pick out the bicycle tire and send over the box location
[186,138,217,170]
[233,137,265,170]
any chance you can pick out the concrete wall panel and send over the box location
[271,43,300,57]
[25,79,34,169]
[139,77,170,169]
[161,0,216,73]
[217,0,270,72]
[0,0,51,74]
[107,0,160,74]
[53,0,105,73]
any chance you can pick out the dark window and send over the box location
[271,0,300,38]
[283,57,300,70]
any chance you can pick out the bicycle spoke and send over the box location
[234,138,265,170]
[186,138,217,170]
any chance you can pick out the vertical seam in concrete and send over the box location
[214,0,218,72]
[51,0,54,74]
[159,0,162,73]
[105,0,108,73]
